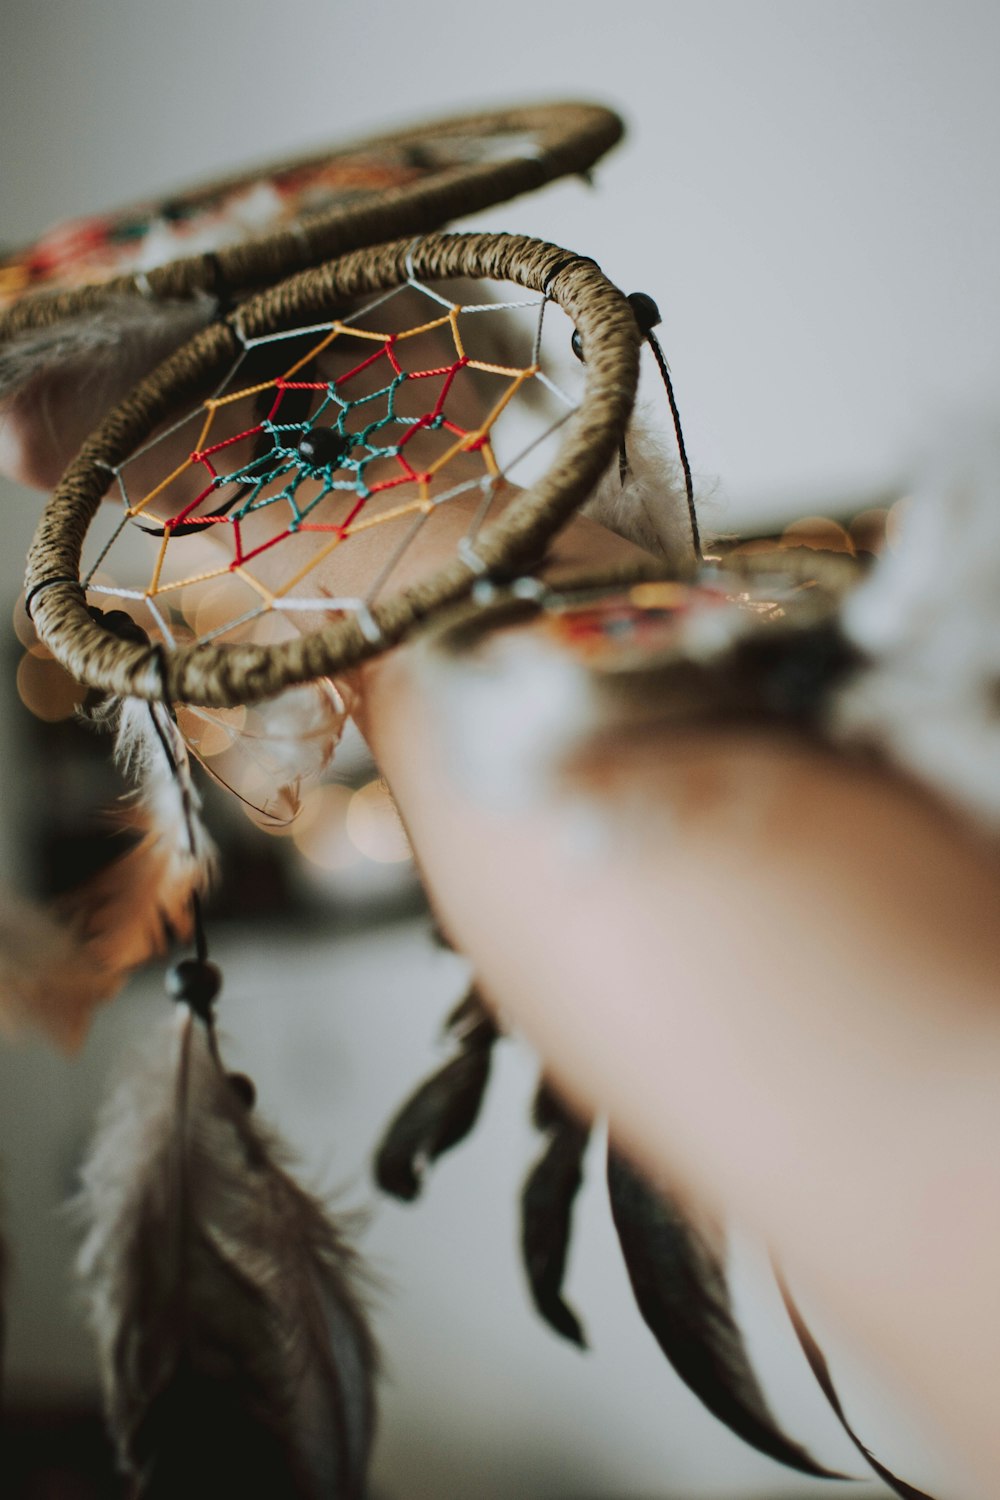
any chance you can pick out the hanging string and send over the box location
[626,292,701,562]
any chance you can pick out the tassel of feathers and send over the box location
[0,697,216,1050]
[76,1003,377,1499]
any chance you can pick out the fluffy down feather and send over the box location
[57,700,216,1023]
[0,294,214,488]
[832,420,1000,828]
[582,410,706,573]
[0,888,115,1050]
[77,1006,377,1499]
[0,700,216,1050]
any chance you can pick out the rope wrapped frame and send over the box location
[0,102,622,342]
[26,231,642,708]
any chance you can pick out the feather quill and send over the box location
[606,1147,843,1478]
[374,986,498,1201]
[519,1082,590,1348]
[77,1004,377,1499]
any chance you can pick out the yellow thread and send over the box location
[344,499,426,534]
[147,530,171,595]
[148,562,234,595]
[449,307,466,361]
[281,326,341,381]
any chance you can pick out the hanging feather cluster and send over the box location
[77,1002,377,1499]
[375,975,945,1498]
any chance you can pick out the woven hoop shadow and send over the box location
[0,102,622,345]
[26,231,641,708]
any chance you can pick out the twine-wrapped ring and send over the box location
[26,230,642,707]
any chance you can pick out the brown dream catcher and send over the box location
[6,122,946,1500]
[0,101,621,487]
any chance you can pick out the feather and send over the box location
[374,986,498,1201]
[0,294,215,489]
[777,1275,940,1500]
[59,698,218,996]
[0,886,117,1050]
[519,1082,590,1348]
[581,410,705,573]
[0,698,217,1050]
[831,417,1000,829]
[77,1004,377,1499]
[606,1146,844,1478]
[178,678,350,829]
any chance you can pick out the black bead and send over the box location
[101,608,151,646]
[227,1071,257,1111]
[297,425,348,470]
[627,291,662,335]
[571,329,584,362]
[87,605,150,646]
[166,958,222,1016]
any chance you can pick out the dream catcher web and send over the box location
[26,232,641,719]
[83,271,585,667]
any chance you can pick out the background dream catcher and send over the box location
[0,101,622,486]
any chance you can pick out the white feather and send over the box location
[831,418,1000,827]
[582,409,706,572]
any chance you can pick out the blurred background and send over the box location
[1,2,998,1495]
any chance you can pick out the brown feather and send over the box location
[77,1006,377,1498]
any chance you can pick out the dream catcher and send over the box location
[0,100,620,486]
[3,99,963,1500]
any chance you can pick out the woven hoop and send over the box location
[1,102,621,345]
[26,231,641,708]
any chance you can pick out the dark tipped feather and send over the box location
[520,1082,590,1347]
[374,985,498,1201]
[778,1275,940,1500]
[78,1007,376,1498]
[607,1147,844,1479]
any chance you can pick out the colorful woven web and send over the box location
[84,275,579,651]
